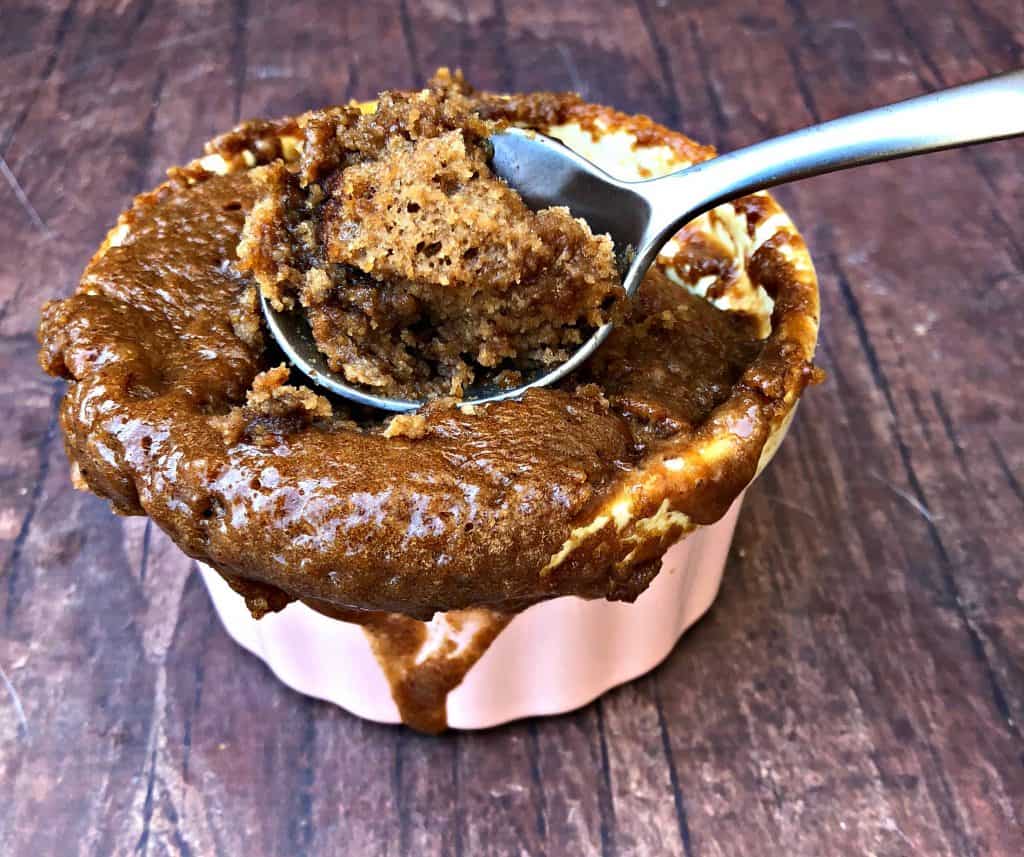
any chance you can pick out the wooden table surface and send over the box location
[2,1,1022,854]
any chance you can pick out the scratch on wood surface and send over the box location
[345,60,361,104]
[930,390,973,479]
[686,18,728,137]
[491,0,515,92]
[758,492,820,522]
[398,0,423,86]
[868,472,939,523]
[4,386,62,623]
[525,722,549,843]
[249,65,295,80]
[0,154,50,235]
[906,387,936,447]
[989,437,1024,508]
[450,732,464,857]
[556,42,587,96]
[782,0,823,126]
[392,728,409,857]
[135,744,159,856]
[594,700,617,857]
[0,661,29,740]
[127,663,190,857]
[231,0,249,122]
[652,675,694,857]
[633,0,681,128]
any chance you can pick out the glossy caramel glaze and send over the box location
[305,596,511,733]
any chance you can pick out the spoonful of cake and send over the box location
[252,70,1023,412]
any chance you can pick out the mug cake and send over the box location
[37,70,820,732]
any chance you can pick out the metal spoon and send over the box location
[263,70,1024,412]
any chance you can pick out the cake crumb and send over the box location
[228,283,264,350]
[69,462,89,491]
[214,364,332,445]
[383,412,429,440]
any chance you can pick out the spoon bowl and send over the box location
[264,70,1024,412]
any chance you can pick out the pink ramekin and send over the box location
[197,494,741,729]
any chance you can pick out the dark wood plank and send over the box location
[651,4,1023,854]
[1,2,1021,856]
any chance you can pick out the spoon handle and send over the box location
[643,69,1024,244]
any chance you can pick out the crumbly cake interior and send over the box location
[237,81,623,399]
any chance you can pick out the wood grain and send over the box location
[1,1,1021,854]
